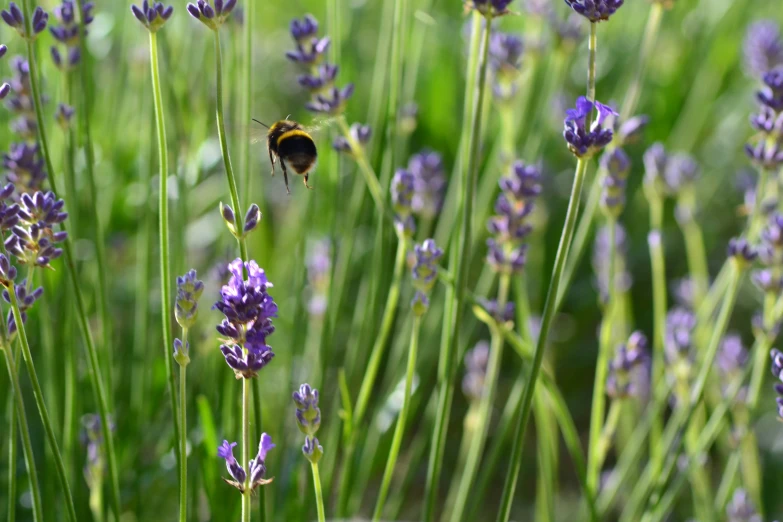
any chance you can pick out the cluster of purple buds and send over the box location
[487,161,541,274]
[55,103,75,130]
[726,488,763,522]
[551,13,583,52]
[489,32,524,102]
[3,142,46,192]
[606,331,649,400]
[217,433,275,492]
[744,20,783,78]
[293,383,323,464]
[4,56,41,144]
[563,97,617,158]
[80,414,114,490]
[0,45,9,100]
[49,0,93,70]
[465,0,513,18]
[615,114,649,146]
[592,223,632,304]
[411,239,443,316]
[4,281,43,335]
[745,26,783,171]
[5,191,68,269]
[0,184,19,232]
[664,307,697,382]
[1,2,48,41]
[599,147,630,217]
[306,239,330,318]
[564,0,624,23]
[214,259,277,379]
[220,202,260,239]
[391,168,416,237]
[643,144,700,199]
[333,122,371,156]
[286,15,354,116]
[462,341,489,401]
[727,237,758,266]
[187,0,236,30]
[175,269,204,330]
[716,334,749,401]
[408,149,447,218]
[479,297,515,324]
[131,2,174,32]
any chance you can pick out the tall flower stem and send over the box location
[7,382,17,522]
[424,12,491,520]
[336,116,389,220]
[213,30,249,263]
[240,0,254,210]
[450,274,509,522]
[587,23,597,102]
[311,461,326,522]
[593,400,622,472]
[557,3,664,309]
[379,0,407,188]
[586,217,617,492]
[372,315,421,521]
[178,331,189,522]
[242,378,251,521]
[149,29,182,472]
[7,286,77,522]
[647,198,667,487]
[75,0,112,402]
[497,157,591,522]
[677,190,709,308]
[2,343,42,522]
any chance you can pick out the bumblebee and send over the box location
[254,118,317,194]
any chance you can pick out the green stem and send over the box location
[213,30,249,262]
[677,195,709,309]
[240,0,254,209]
[593,400,622,474]
[75,0,112,406]
[2,343,42,522]
[311,462,326,522]
[7,285,77,522]
[7,386,17,522]
[381,0,407,186]
[450,274,509,522]
[372,316,421,521]
[587,217,617,492]
[647,197,667,487]
[423,13,485,521]
[178,329,189,522]
[242,377,251,522]
[587,23,597,102]
[496,157,591,522]
[149,30,182,476]
[353,237,407,426]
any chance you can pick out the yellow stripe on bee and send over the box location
[277,129,313,147]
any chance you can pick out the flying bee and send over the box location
[252,118,323,195]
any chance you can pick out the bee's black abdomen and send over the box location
[278,134,317,174]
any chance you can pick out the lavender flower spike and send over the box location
[175,269,204,329]
[565,0,624,23]
[391,169,416,237]
[744,20,783,78]
[293,383,321,437]
[563,97,617,158]
[131,2,174,32]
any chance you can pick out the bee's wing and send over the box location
[304,116,339,135]
[249,125,268,145]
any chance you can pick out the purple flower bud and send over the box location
[412,239,443,294]
[616,115,649,144]
[243,204,261,234]
[563,96,616,158]
[302,436,323,464]
[221,202,235,227]
[0,83,9,100]
[466,0,514,17]
[0,44,7,59]
[727,237,757,263]
[217,440,246,484]
[175,269,204,329]
[565,0,623,22]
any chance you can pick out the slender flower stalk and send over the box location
[293,384,325,521]
[134,6,182,490]
[2,341,43,521]
[4,273,77,522]
[497,13,612,514]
